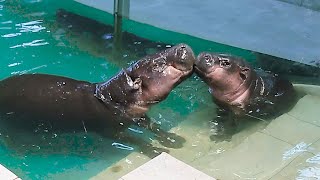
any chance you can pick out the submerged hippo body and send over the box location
[195,52,296,141]
[0,44,195,153]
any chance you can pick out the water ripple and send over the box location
[1,20,12,24]
[16,20,45,33]
[10,39,49,48]
[297,167,320,180]
[8,62,21,67]
[11,64,47,75]
[282,142,311,160]
[1,33,21,38]
[0,27,11,30]
[112,142,134,151]
[307,153,320,165]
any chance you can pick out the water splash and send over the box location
[307,153,320,165]
[283,142,311,160]
[297,167,320,180]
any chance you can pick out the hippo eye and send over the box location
[220,60,231,67]
[204,55,211,61]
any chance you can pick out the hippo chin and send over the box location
[195,52,297,141]
[0,43,195,155]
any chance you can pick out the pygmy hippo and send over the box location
[0,43,195,154]
[195,52,297,141]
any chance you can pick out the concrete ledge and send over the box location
[0,164,20,180]
[120,152,215,180]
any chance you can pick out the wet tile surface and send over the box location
[120,152,215,180]
[92,86,320,180]
[260,113,320,145]
[91,153,150,180]
[270,152,320,180]
[191,132,294,179]
[287,95,320,127]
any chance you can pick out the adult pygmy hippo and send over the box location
[195,52,297,141]
[0,43,195,153]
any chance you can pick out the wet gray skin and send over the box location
[195,52,296,141]
[0,43,195,156]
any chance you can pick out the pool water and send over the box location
[0,0,319,180]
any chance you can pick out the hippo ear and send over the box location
[124,70,142,90]
[240,67,250,80]
[132,78,142,90]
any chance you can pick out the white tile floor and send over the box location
[120,152,215,180]
[0,164,20,180]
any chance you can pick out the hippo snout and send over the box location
[173,43,195,71]
[194,52,217,74]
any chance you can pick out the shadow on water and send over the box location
[55,9,171,67]
[255,52,320,85]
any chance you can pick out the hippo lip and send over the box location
[195,65,247,97]
[194,65,215,76]
[127,103,149,116]
[173,44,196,72]
[164,65,186,80]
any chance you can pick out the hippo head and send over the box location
[95,43,195,117]
[124,43,195,115]
[195,52,256,108]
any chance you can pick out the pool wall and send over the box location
[75,0,320,67]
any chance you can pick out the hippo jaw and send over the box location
[195,52,254,104]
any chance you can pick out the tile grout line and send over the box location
[257,131,294,146]
[267,136,320,179]
[286,113,320,128]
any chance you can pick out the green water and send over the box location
[0,0,258,179]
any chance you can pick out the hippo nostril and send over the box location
[176,47,187,60]
[204,55,210,61]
